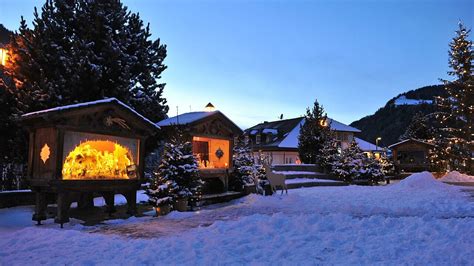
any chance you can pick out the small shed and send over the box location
[388,139,434,172]
[157,105,242,193]
[21,98,158,226]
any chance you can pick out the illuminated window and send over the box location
[192,136,230,169]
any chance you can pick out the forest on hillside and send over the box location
[350,85,445,146]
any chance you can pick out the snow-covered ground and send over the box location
[440,171,474,183]
[1,172,473,265]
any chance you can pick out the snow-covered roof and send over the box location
[355,137,383,152]
[262,128,278,134]
[327,118,361,133]
[156,111,218,126]
[278,118,305,148]
[157,110,243,133]
[388,138,434,149]
[21,98,159,129]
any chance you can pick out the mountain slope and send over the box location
[350,85,446,147]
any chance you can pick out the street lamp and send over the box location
[375,137,382,151]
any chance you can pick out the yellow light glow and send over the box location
[62,140,134,180]
[0,48,8,66]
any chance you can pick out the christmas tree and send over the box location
[318,130,340,173]
[151,129,202,203]
[332,141,365,183]
[399,112,433,141]
[231,136,257,190]
[298,99,331,164]
[431,22,473,174]
[6,0,169,122]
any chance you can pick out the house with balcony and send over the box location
[244,117,364,165]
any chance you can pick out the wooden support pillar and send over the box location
[32,191,47,225]
[78,192,94,209]
[124,190,137,215]
[55,192,70,228]
[101,192,116,216]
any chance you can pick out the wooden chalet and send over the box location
[388,138,435,172]
[156,103,243,193]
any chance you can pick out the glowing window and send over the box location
[192,136,230,169]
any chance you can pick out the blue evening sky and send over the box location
[1,0,473,128]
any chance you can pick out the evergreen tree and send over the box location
[7,0,168,122]
[379,154,395,176]
[431,22,473,174]
[298,99,331,164]
[318,130,340,173]
[231,136,257,190]
[399,112,432,141]
[154,129,202,201]
[332,141,366,183]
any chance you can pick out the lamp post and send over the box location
[375,137,382,151]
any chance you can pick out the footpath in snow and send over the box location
[0,172,473,265]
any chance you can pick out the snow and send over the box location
[21,98,159,129]
[157,111,218,126]
[285,178,340,184]
[278,118,304,148]
[278,118,360,148]
[262,128,278,134]
[274,171,317,175]
[394,95,433,106]
[440,171,474,183]
[0,173,473,264]
[355,137,382,151]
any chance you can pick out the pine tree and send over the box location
[399,112,432,141]
[7,0,168,122]
[332,141,366,183]
[298,99,331,164]
[431,22,473,174]
[154,129,202,201]
[231,136,256,190]
[318,130,340,173]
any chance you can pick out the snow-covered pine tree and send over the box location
[399,112,433,141]
[318,129,340,173]
[332,141,366,183]
[431,22,473,174]
[359,157,384,185]
[298,99,331,164]
[379,154,395,176]
[155,129,202,202]
[8,0,168,122]
[231,136,256,191]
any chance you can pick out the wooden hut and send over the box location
[21,98,158,226]
[388,139,434,173]
[157,103,242,193]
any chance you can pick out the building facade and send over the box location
[244,117,372,165]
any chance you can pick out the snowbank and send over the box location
[395,171,448,190]
[440,171,474,183]
[1,174,473,264]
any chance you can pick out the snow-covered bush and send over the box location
[318,131,340,173]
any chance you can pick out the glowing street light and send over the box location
[376,137,382,151]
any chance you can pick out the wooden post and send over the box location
[124,190,137,215]
[101,192,116,216]
[32,191,47,225]
[55,192,70,228]
[78,192,94,209]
